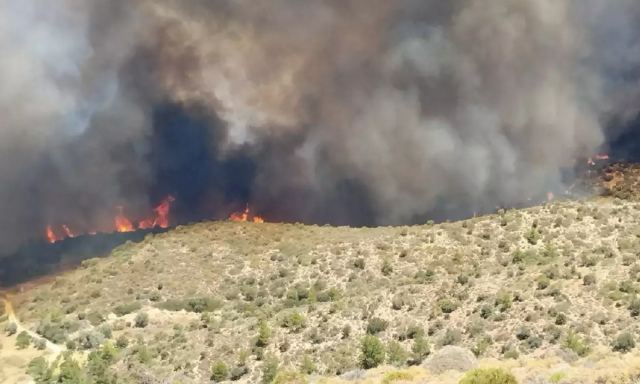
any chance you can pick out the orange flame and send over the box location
[138,195,175,229]
[229,205,265,223]
[62,225,75,238]
[153,195,175,228]
[46,226,59,244]
[115,206,135,233]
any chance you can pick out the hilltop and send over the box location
[3,185,640,382]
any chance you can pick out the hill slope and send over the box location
[4,196,640,383]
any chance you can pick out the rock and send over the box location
[423,346,477,374]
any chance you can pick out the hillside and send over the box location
[4,195,640,383]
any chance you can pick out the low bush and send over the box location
[612,332,635,353]
[459,368,518,384]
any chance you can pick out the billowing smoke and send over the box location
[0,0,637,252]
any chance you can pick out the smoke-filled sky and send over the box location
[0,0,638,252]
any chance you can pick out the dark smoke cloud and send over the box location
[0,0,637,252]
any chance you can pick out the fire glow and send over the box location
[45,195,176,244]
[229,205,265,223]
[45,197,265,244]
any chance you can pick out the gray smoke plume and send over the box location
[0,0,637,252]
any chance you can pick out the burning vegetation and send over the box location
[45,197,265,244]
[229,205,265,223]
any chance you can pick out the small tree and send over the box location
[411,335,430,364]
[211,361,229,382]
[360,335,385,369]
[256,319,271,347]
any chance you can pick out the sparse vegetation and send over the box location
[8,191,640,383]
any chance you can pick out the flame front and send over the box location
[229,204,265,223]
[115,207,135,232]
[154,195,175,228]
[46,225,59,244]
[139,196,175,229]
[62,225,75,238]
[44,196,267,243]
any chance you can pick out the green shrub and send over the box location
[537,275,550,290]
[414,269,435,284]
[612,332,635,353]
[495,291,512,312]
[211,361,229,382]
[134,312,149,328]
[77,331,104,350]
[472,335,492,357]
[16,331,31,349]
[34,338,47,350]
[256,319,272,347]
[230,365,249,381]
[629,298,640,317]
[525,229,540,245]
[366,317,389,334]
[27,356,52,383]
[360,335,385,368]
[438,298,458,314]
[35,322,68,344]
[386,341,408,366]
[441,328,462,346]
[301,355,316,374]
[480,304,494,319]
[157,296,222,313]
[381,258,393,276]
[86,311,105,326]
[262,356,279,384]
[411,335,430,363]
[280,311,306,333]
[382,371,413,384]
[563,331,590,357]
[583,274,596,286]
[113,302,141,316]
[116,335,128,349]
[459,368,518,384]
[515,327,531,340]
[5,322,17,336]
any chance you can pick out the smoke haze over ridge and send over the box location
[0,0,638,252]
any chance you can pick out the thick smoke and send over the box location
[0,0,637,251]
